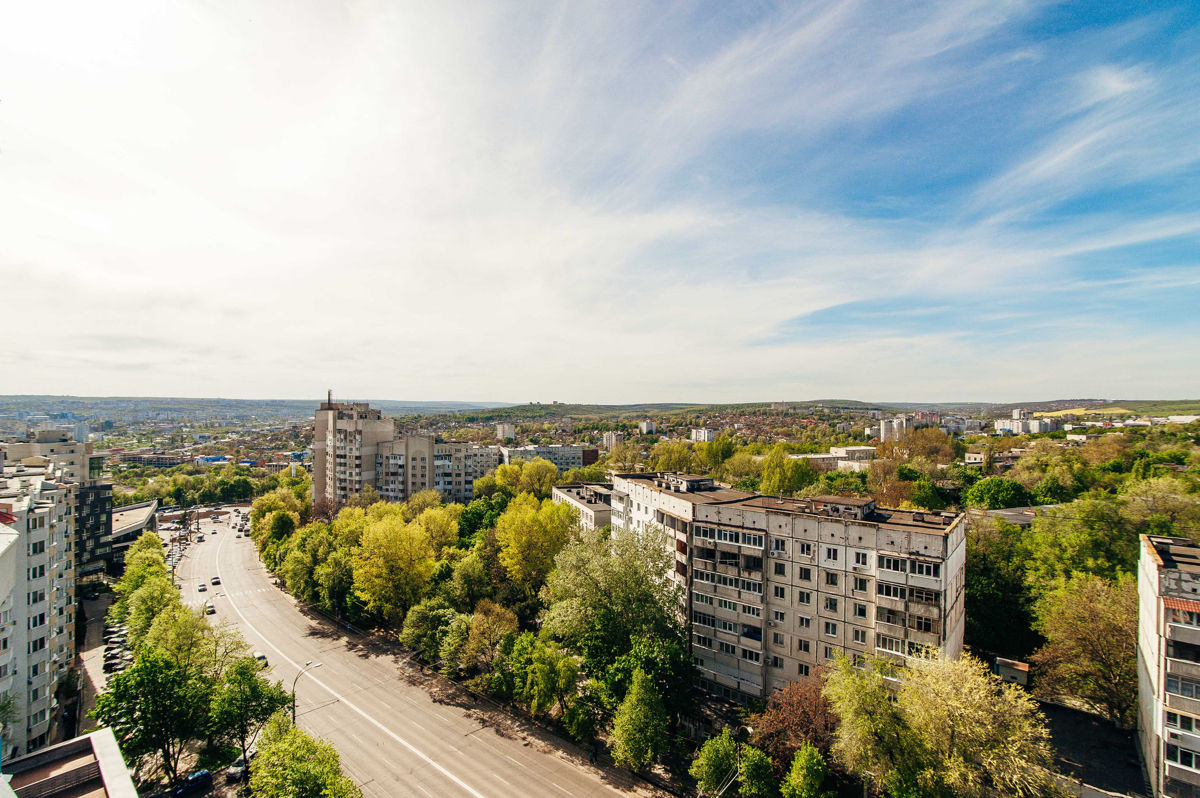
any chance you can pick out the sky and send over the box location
[2,0,1198,404]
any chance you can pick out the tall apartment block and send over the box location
[376,437,500,504]
[611,473,965,701]
[313,399,500,507]
[312,399,396,508]
[2,431,112,578]
[0,460,77,755]
[499,445,585,472]
[1138,534,1200,797]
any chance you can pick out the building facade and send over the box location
[602,432,624,450]
[376,437,500,505]
[1139,534,1200,797]
[312,400,396,508]
[551,484,613,530]
[610,473,965,701]
[691,428,716,443]
[0,461,77,756]
[499,445,584,472]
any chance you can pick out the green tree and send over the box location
[610,669,667,771]
[352,514,435,624]
[738,745,774,798]
[249,712,362,798]
[964,514,1040,659]
[649,440,695,473]
[963,476,1033,509]
[209,657,291,764]
[780,743,834,798]
[1022,499,1135,598]
[126,575,182,649]
[760,445,818,496]
[400,597,461,662]
[1030,573,1137,726]
[689,727,737,795]
[92,649,210,782]
[493,493,576,595]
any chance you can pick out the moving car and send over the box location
[197,583,207,592]
[253,651,268,668]
[204,601,215,615]
[211,576,221,585]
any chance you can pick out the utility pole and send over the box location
[292,661,323,723]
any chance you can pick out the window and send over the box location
[854,551,868,566]
[910,587,940,604]
[694,592,713,606]
[772,632,784,645]
[692,611,715,627]
[913,561,941,578]
[772,539,786,553]
[853,628,867,644]
[1166,743,1200,771]
[1168,712,1198,733]
[773,585,787,600]
[797,567,812,582]
[718,641,737,655]
[879,608,906,626]
[910,616,936,634]
[1168,675,1200,699]
[741,649,761,663]
[879,556,907,573]
[741,532,764,548]
[772,610,786,623]
[694,635,714,649]
[797,615,811,628]
[797,591,811,605]
[774,562,786,576]
[825,572,839,587]
[717,619,737,634]
[797,639,810,653]
[824,646,836,660]
[797,543,813,557]
[28,637,45,654]
[717,598,736,611]
[825,547,838,561]
[876,634,904,654]
[877,582,906,600]
[769,656,783,669]
[28,541,45,556]
[28,613,45,630]
[1169,609,1200,628]
[798,663,810,676]
[741,604,762,618]
[824,597,838,612]
[853,603,868,619]
[823,621,837,637]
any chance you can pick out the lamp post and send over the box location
[292,661,322,723]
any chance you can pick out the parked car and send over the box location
[225,751,256,782]
[171,769,213,796]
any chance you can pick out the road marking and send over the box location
[215,533,487,798]
[550,782,570,794]
[491,773,511,786]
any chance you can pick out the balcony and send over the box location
[1167,657,1200,682]
[1168,623,1200,648]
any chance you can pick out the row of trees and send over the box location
[251,459,697,771]
[93,532,359,796]
[112,463,311,508]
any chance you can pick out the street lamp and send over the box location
[291,661,322,723]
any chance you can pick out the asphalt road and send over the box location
[171,510,655,798]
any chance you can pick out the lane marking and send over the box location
[491,773,511,786]
[215,532,487,798]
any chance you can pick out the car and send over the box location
[204,602,215,615]
[171,769,213,796]
[235,533,242,539]
[253,651,268,668]
[225,751,257,782]
[196,534,205,542]
[211,576,221,585]
[197,583,207,592]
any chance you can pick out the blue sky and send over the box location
[1,0,1197,402]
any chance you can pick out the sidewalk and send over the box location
[76,595,114,733]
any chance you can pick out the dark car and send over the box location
[171,769,213,796]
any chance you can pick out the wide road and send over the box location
[171,510,657,798]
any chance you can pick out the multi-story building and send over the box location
[602,432,624,450]
[639,421,656,435]
[551,484,614,530]
[0,460,77,755]
[312,398,396,508]
[500,445,584,472]
[1,431,112,580]
[376,437,499,504]
[610,473,965,701]
[496,423,517,441]
[1138,534,1200,797]
[691,428,716,443]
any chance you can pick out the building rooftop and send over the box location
[1146,534,1200,574]
[3,727,137,798]
[110,500,158,536]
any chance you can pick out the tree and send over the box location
[1030,573,1137,726]
[126,575,182,649]
[824,652,1056,796]
[606,443,643,473]
[760,445,818,496]
[610,669,666,771]
[352,514,435,624]
[749,670,837,771]
[689,727,737,795]
[400,597,461,662]
[144,605,247,680]
[964,514,1040,659]
[461,599,519,671]
[1021,499,1135,598]
[780,743,835,798]
[963,476,1032,509]
[493,493,576,595]
[210,657,291,764]
[738,745,774,798]
[649,440,695,473]
[92,649,210,782]
[249,712,362,798]
[344,484,381,509]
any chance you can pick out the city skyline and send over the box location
[3,1,1198,402]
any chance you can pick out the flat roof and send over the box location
[1147,535,1200,574]
[111,501,157,534]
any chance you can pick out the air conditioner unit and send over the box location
[767,620,778,627]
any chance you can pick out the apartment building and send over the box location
[500,444,585,472]
[312,399,396,507]
[610,473,965,701]
[639,421,656,435]
[1138,534,1200,797]
[1,432,112,578]
[0,461,77,756]
[602,432,624,450]
[691,428,717,443]
[376,437,500,504]
[496,423,517,441]
[551,484,614,530]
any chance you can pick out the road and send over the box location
[171,510,656,798]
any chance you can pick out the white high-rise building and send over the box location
[602,431,625,450]
[691,428,716,443]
